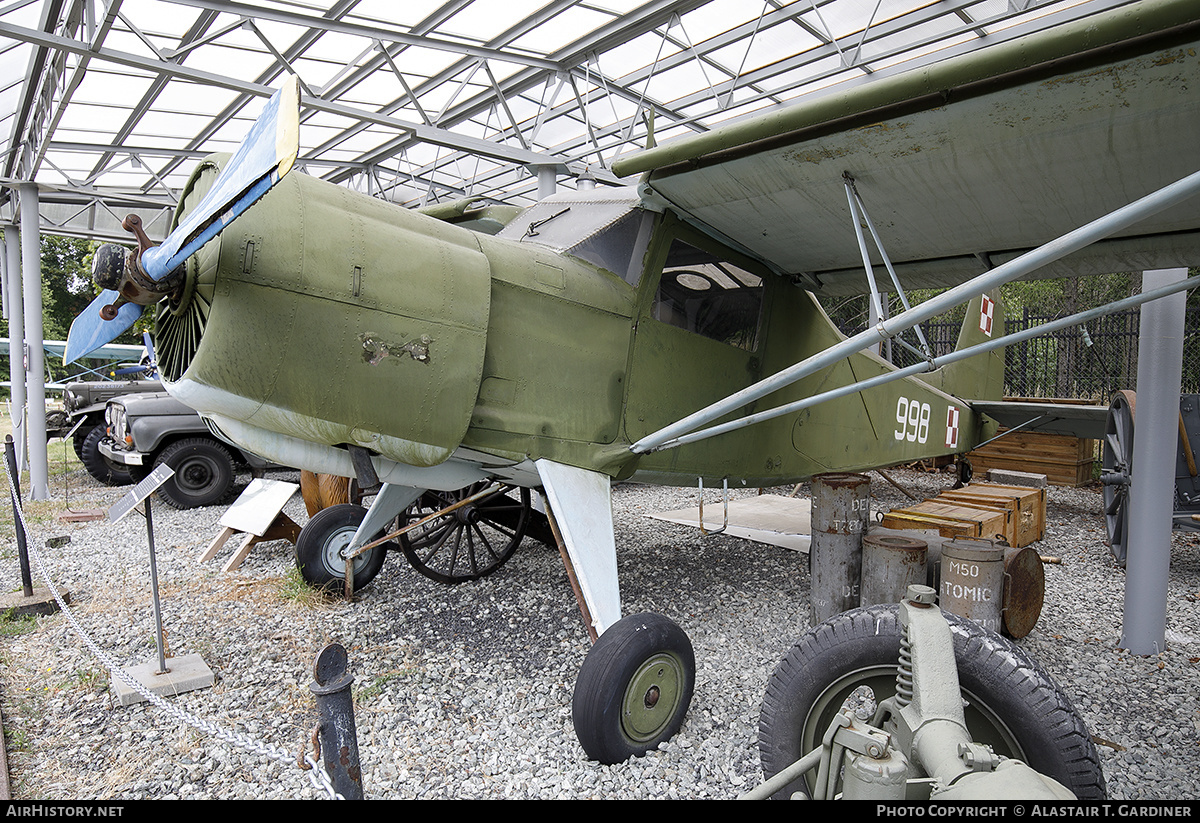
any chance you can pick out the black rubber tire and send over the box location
[79,425,135,486]
[295,503,390,592]
[572,612,695,765]
[152,437,235,509]
[70,420,96,461]
[758,604,1106,800]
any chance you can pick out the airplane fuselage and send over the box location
[158,156,998,493]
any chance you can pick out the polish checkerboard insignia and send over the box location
[979,294,995,336]
[945,405,960,449]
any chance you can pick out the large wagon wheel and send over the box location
[399,483,532,583]
[1101,390,1136,566]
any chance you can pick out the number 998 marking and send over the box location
[895,397,931,444]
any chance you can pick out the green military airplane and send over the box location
[65,0,1200,770]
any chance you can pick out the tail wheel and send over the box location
[758,604,1106,800]
[572,612,695,765]
[399,483,531,583]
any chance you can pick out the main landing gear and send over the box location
[571,612,695,764]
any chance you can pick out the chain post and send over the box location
[310,643,364,799]
[5,435,33,596]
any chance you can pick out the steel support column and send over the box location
[1121,267,1188,654]
[19,184,47,500]
[3,225,26,471]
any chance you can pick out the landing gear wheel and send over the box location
[758,604,1106,800]
[1102,390,1136,566]
[79,425,134,486]
[296,503,389,592]
[153,437,235,509]
[572,612,695,765]
[399,483,531,583]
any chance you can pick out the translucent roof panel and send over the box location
[0,0,1134,233]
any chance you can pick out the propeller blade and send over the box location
[139,75,300,280]
[142,331,160,379]
[62,77,300,366]
[62,291,143,365]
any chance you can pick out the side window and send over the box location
[568,209,655,286]
[651,238,765,351]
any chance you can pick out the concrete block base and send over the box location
[0,587,68,617]
[114,653,215,707]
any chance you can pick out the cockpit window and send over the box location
[497,188,650,283]
[652,238,765,351]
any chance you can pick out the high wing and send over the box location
[612,0,1200,296]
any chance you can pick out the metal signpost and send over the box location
[108,463,215,706]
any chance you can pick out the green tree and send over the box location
[2,235,152,389]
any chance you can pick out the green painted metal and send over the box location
[142,4,1200,491]
[153,162,1003,487]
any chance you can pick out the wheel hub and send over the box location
[621,654,684,742]
[327,527,364,575]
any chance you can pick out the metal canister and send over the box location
[860,533,927,608]
[810,472,871,625]
[939,538,1005,633]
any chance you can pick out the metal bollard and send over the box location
[810,472,871,625]
[310,643,364,799]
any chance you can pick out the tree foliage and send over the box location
[2,235,151,387]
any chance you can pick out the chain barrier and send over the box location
[1,455,344,800]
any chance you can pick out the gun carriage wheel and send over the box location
[398,483,532,583]
[571,612,695,765]
[758,604,1105,800]
[1101,390,1136,566]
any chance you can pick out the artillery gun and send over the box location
[747,586,1105,800]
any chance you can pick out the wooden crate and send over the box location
[879,500,1010,543]
[966,428,1095,487]
[937,482,1047,548]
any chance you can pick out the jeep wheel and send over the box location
[153,438,236,509]
[79,425,135,486]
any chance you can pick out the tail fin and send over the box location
[925,290,1006,401]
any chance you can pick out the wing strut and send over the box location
[631,166,1200,454]
[645,272,1198,452]
[843,171,933,363]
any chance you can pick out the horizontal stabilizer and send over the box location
[970,399,1109,441]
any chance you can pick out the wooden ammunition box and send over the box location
[966,428,1095,487]
[879,500,1010,543]
[936,482,1047,548]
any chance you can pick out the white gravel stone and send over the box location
[1,464,1198,799]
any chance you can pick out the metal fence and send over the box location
[830,303,1200,403]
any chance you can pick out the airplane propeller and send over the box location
[62,76,301,366]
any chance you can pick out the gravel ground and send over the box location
[1,460,1199,800]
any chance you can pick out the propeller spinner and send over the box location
[63,76,300,365]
